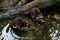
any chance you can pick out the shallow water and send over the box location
[0,15,60,40]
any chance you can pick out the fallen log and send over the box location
[0,0,40,18]
[0,0,60,19]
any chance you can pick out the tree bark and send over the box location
[17,0,27,6]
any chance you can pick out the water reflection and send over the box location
[50,27,60,40]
